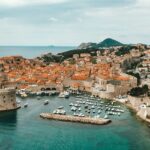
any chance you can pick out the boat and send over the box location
[104,115,108,119]
[60,110,66,115]
[71,106,77,111]
[91,105,95,109]
[58,91,70,98]
[73,113,78,116]
[69,103,74,106]
[44,100,49,105]
[118,113,121,116]
[78,108,81,111]
[21,92,27,98]
[84,105,88,109]
[53,109,66,115]
[94,115,100,118]
[53,110,57,114]
[75,104,80,107]
[98,110,101,114]
[78,113,85,117]
[58,106,64,109]
[24,103,28,108]
[16,100,21,104]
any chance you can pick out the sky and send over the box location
[0,0,149,46]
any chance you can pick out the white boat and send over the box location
[91,105,95,109]
[104,115,108,119]
[98,110,101,114]
[74,104,80,107]
[78,108,81,111]
[94,115,100,118]
[93,110,96,113]
[44,100,49,105]
[69,103,74,106]
[78,113,85,117]
[21,92,27,98]
[16,100,21,104]
[24,103,28,108]
[58,106,64,109]
[60,110,66,115]
[58,91,70,98]
[53,110,57,114]
[71,106,77,111]
[73,113,78,116]
[53,109,66,115]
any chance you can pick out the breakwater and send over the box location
[40,113,111,125]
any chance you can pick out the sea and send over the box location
[0,46,76,58]
[0,46,150,150]
[0,96,150,150]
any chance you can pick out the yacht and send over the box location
[44,100,49,105]
[53,109,66,115]
[24,103,28,108]
[94,115,100,118]
[21,92,27,98]
[58,91,70,98]
[16,100,21,105]
[73,113,78,116]
[71,106,77,111]
[104,115,108,119]
[78,108,81,111]
[58,106,64,109]
[91,105,95,109]
[69,103,73,106]
[78,113,85,117]
[98,110,101,114]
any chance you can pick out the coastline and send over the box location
[114,98,150,124]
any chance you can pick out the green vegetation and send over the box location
[98,38,124,47]
[115,45,134,56]
[58,48,98,60]
[130,85,149,97]
[91,58,97,64]
[127,72,141,85]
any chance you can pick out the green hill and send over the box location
[98,38,124,47]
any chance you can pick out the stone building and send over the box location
[0,63,18,111]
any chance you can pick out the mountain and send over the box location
[77,38,124,50]
[98,38,124,47]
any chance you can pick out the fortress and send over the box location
[0,63,18,111]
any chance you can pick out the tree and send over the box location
[127,72,141,85]
[129,85,149,97]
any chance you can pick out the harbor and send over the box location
[0,95,150,150]
[40,113,111,125]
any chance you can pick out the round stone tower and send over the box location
[0,62,18,111]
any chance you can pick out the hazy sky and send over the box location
[0,0,149,46]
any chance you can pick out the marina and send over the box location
[0,95,150,150]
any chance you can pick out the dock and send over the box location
[40,113,111,125]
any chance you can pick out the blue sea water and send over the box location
[0,46,76,58]
[0,96,150,150]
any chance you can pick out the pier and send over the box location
[40,113,111,125]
